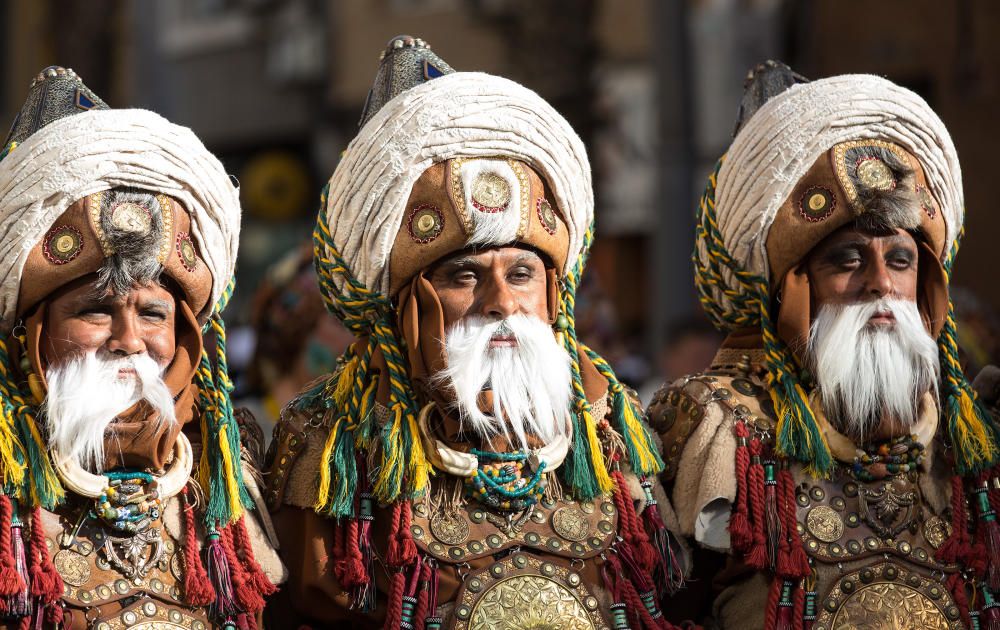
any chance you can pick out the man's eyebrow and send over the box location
[440,256,482,268]
[144,298,174,312]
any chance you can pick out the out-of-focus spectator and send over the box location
[239,243,354,438]
[640,316,724,405]
[952,285,1000,379]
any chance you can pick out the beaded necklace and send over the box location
[849,433,925,482]
[464,448,546,512]
[92,470,163,534]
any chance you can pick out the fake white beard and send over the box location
[433,314,572,449]
[808,298,939,443]
[43,352,177,473]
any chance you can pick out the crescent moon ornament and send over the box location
[52,431,193,500]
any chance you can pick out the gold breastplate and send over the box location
[796,468,964,629]
[411,486,617,630]
[44,503,210,630]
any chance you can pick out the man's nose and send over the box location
[864,258,894,298]
[106,315,145,356]
[481,279,518,320]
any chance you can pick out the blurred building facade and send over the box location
[3,0,999,373]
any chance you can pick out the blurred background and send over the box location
[3,0,999,422]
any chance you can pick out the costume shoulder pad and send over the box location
[263,392,329,512]
[647,355,775,546]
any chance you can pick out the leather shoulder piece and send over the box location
[235,407,266,471]
[647,365,774,481]
[264,402,322,512]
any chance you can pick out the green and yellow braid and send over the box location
[195,278,255,527]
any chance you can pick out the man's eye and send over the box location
[142,309,167,320]
[509,268,532,281]
[453,270,477,283]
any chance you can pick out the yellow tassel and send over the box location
[953,388,996,466]
[218,424,245,523]
[333,354,359,407]
[405,412,431,494]
[582,407,614,494]
[21,412,63,505]
[354,378,379,449]
[314,417,343,511]
[618,389,662,474]
[0,410,25,488]
[373,402,405,502]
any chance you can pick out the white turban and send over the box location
[0,108,240,328]
[323,71,593,295]
[711,74,962,282]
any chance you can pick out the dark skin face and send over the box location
[806,225,922,439]
[428,246,550,345]
[805,225,919,326]
[41,275,177,372]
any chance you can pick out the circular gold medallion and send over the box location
[176,232,198,272]
[42,225,83,265]
[923,515,951,550]
[53,549,91,587]
[406,204,444,243]
[471,172,511,212]
[551,506,590,542]
[110,201,153,234]
[806,505,845,543]
[469,574,595,630]
[536,198,557,234]
[797,186,836,222]
[916,184,937,219]
[170,552,184,580]
[430,512,470,545]
[856,157,895,192]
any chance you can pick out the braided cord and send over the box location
[693,157,833,475]
[310,186,429,515]
[938,229,999,474]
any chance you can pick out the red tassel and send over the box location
[204,529,238,620]
[0,495,25,597]
[607,552,669,630]
[641,482,684,596]
[778,468,810,579]
[745,438,768,569]
[764,576,780,630]
[984,603,1000,630]
[729,420,752,553]
[232,516,277,597]
[764,463,781,571]
[384,568,406,629]
[220,525,265,614]
[937,476,969,565]
[612,471,658,575]
[412,560,432,630]
[338,518,367,589]
[792,581,805,630]
[3,516,29,617]
[27,507,62,606]
[386,502,418,568]
[181,488,216,607]
[422,559,440,628]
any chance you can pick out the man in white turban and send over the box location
[646,61,1000,629]
[266,36,689,629]
[0,66,284,628]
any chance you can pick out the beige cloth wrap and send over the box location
[322,71,593,296]
[0,108,241,326]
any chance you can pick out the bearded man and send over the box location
[0,67,284,628]
[267,36,687,630]
[646,61,1000,629]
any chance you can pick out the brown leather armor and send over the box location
[648,348,963,629]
